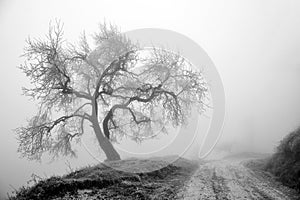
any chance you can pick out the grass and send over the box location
[7,156,198,200]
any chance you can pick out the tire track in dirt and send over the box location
[176,158,299,200]
[211,167,229,200]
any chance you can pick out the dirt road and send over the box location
[176,157,299,200]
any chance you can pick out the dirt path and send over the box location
[176,158,299,200]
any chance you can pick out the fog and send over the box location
[1,0,300,197]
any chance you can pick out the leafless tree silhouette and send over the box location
[16,21,208,161]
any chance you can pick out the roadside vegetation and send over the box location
[265,127,300,191]
[245,126,300,196]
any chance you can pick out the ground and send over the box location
[8,154,300,200]
[176,154,300,200]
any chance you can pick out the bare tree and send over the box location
[16,21,208,161]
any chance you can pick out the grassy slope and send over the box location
[8,156,198,200]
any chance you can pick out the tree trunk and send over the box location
[91,117,121,161]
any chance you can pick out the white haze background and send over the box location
[1,0,300,197]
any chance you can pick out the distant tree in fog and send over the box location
[16,21,208,161]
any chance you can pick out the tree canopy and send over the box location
[16,21,209,161]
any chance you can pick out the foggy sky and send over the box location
[1,0,300,197]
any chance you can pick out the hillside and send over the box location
[7,156,198,200]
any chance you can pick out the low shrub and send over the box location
[266,127,300,191]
